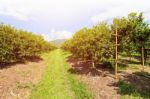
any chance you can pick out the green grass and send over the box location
[16,81,35,89]
[134,71,150,78]
[69,73,93,99]
[118,80,138,95]
[118,80,150,99]
[30,49,93,99]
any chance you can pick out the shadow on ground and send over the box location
[119,59,140,65]
[67,56,114,77]
[109,71,150,98]
[68,56,150,98]
[0,56,43,69]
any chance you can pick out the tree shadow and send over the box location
[119,58,140,65]
[117,62,128,70]
[24,56,43,62]
[121,54,141,59]
[0,62,25,69]
[0,56,43,69]
[108,71,150,98]
[67,57,114,77]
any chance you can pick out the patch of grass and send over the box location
[118,80,150,99]
[69,72,93,99]
[118,80,137,95]
[118,54,142,71]
[16,82,35,89]
[134,71,150,78]
[128,64,139,70]
[30,49,93,99]
[117,63,128,70]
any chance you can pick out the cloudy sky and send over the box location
[0,0,150,41]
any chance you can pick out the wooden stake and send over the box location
[142,46,144,71]
[115,25,118,79]
[92,62,95,68]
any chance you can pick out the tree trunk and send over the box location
[141,46,144,71]
[115,25,118,80]
[129,53,132,61]
[144,49,147,64]
[92,61,95,68]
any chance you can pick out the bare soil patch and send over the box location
[0,60,46,99]
[68,57,150,99]
[68,57,120,99]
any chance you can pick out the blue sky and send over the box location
[0,0,150,41]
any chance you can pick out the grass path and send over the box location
[30,49,93,99]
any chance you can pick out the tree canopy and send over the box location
[62,12,150,68]
[0,23,56,64]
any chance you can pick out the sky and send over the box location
[0,0,150,41]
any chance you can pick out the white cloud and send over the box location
[42,30,72,41]
[0,10,28,21]
[0,0,150,40]
[91,0,150,23]
[0,0,150,22]
[0,0,100,21]
[0,0,32,21]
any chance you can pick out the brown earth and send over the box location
[0,60,46,99]
[0,56,150,99]
[68,57,150,99]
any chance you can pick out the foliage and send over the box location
[127,12,150,49]
[0,23,56,64]
[111,12,150,64]
[112,12,150,49]
[62,12,150,68]
[61,22,114,66]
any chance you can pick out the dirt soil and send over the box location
[1,56,149,99]
[68,57,150,99]
[0,60,46,99]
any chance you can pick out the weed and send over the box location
[16,82,35,89]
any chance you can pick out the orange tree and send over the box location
[61,22,114,67]
[0,23,56,64]
[111,12,150,70]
